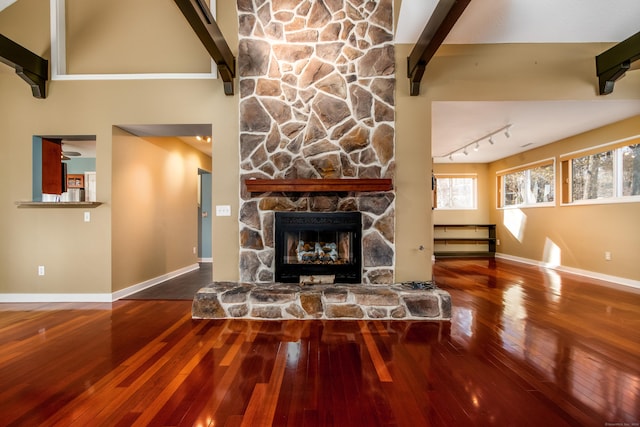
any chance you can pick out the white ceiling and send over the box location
[396,0,640,163]
[432,100,640,163]
[396,0,640,44]
[0,0,16,13]
[61,140,96,158]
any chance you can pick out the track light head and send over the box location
[474,142,479,151]
[463,148,468,156]
[488,136,494,145]
[505,128,511,138]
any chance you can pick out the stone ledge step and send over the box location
[192,282,451,321]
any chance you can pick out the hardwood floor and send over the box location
[0,259,638,426]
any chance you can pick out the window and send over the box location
[622,144,640,196]
[561,139,640,204]
[570,150,614,201]
[434,174,477,209]
[498,160,555,208]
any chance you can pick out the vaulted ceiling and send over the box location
[2,0,639,162]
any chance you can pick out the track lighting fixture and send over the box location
[436,124,513,161]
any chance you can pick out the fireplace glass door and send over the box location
[275,212,362,283]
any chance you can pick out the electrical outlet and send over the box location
[193,247,197,254]
[496,239,501,246]
[38,265,45,276]
[604,251,612,261]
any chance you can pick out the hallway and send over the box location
[124,262,213,300]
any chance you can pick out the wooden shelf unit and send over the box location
[434,224,496,258]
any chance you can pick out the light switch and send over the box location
[216,205,231,216]
[84,211,91,222]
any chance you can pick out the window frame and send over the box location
[560,136,640,206]
[433,173,478,210]
[496,158,556,209]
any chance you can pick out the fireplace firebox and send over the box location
[274,212,362,283]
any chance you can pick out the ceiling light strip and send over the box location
[438,124,513,160]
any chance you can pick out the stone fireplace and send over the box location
[192,0,452,321]
[237,0,396,284]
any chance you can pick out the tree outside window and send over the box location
[568,143,639,202]
[500,161,555,208]
[528,163,555,203]
[622,144,640,197]
[571,151,613,201]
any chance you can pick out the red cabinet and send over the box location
[42,138,62,194]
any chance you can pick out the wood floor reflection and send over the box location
[0,259,638,426]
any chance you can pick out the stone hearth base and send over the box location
[192,282,451,321]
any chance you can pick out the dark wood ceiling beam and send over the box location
[407,0,471,96]
[596,31,640,95]
[0,34,48,99]
[174,0,236,95]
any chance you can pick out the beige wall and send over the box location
[208,1,240,282]
[65,0,212,74]
[397,42,639,283]
[111,131,211,292]
[394,45,434,281]
[395,41,639,283]
[488,116,640,281]
[0,0,239,295]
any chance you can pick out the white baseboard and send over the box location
[496,253,640,291]
[112,263,200,300]
[198,257,213,263]
[0,263,200,303]
[0,293,114,303]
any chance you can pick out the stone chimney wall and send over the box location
[237,0,396,284]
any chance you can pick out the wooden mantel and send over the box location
[244,178,393,193]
